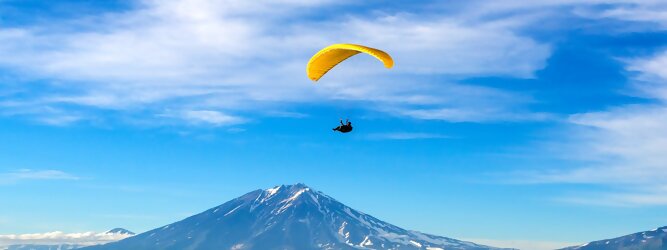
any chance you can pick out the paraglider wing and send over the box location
[306,44,393,81]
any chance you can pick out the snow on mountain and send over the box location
[83,183,512,250]
[560,225,667,250]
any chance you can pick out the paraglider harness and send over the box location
[333,119,353,133]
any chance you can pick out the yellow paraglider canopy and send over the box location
[306,43,393,81]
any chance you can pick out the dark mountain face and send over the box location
[561,226,667,250]
[83,184,510,250]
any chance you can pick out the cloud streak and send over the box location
[517,47,667,206]
[158,109,246,126]
[0,230,132,247]
[555,185,667,207]
[0,169,79,185]
[366,132,450,140]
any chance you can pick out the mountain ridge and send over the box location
[83,183,512,250]
[561,226,667,250]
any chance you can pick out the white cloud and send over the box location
[556,185,667,206]
[5,1,667,127]
[574,1,667,29]
[159,110,246,126]
[395,107,555,123]
[0,0,552,125]
[518,49,667,206]
[182,110,244,125]
[336,14,550,77]
[0,169,79,184]
[628,51,667,100]
[0,102,88,126]
[447,0,667,22]
[0,230,131,247]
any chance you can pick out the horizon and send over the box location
[2,1,667,250]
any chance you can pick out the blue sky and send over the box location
[1,0,667,249]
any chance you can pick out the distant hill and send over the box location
[561,226,667,250]
[84,183,513,250]
[104,228,134,235]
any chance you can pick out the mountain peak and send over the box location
[84,184,508,250]
[252,183,321,215]
[264,183,309,192]
[262,183,317,199]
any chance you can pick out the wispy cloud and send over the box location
[442,0,667,28]
[0,102,87,126]
[394,108,556,123]
[0,169,79,185]
[366,132,450,140]
[0,0,552,125]
[515,48,667,206]
[574,1,667,30]
[0,230,131,247]
[555,185,667,207]
[5,1,667,127]
[158,110,246,126]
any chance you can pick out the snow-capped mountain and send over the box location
[104,228,134,236]
[83,183,511,250]
[561,226,667,250]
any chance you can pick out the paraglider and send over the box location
[306,43,393,133]
[333,119,353,133]
[306,43,394,82]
